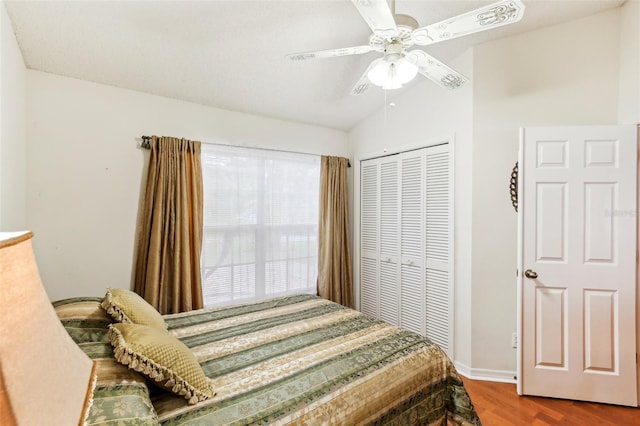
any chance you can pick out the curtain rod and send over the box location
[140,136,351,167]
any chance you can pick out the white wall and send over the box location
[0,2,27,230]
[618,0,640,124]
[26,71,349,301]
[349,50,475,368]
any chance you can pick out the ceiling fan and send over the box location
[286,0,526,94]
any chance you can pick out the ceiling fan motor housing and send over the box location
[394,13,418,29]
[383,41,404,62]
[369,25,414,52]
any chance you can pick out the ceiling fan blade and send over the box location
[411,0,525,46]
[350,0,398,38]
[406,50,468,90]
[350,59,381,96]
[286,45,375,61]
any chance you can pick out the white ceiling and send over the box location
[5,0,627,131]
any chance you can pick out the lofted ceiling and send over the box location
[5,0,627,131]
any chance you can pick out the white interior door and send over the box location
[518,125,638,406]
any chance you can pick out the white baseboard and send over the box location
[455,361,517,384]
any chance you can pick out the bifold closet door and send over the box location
[359,155,400,326]
[359,144,451,355]
[379,156,400,326]
[360,159,379,319]
[399,151,425,335]
[423,144,451,353]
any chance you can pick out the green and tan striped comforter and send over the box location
[55,294,480,425]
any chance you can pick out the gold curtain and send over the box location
[317,156,353,308]
[134,136,204,314]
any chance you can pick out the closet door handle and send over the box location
[524,269,538,279]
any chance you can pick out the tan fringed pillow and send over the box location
[108,323,214,404]
[101,288,167,330]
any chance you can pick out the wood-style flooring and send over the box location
[461,377,640,425]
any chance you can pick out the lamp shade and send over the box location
[367,56,419,90]
[0,231,96,425]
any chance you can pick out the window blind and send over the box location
[200,144,320,307]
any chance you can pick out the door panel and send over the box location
[534,286,567,368]
[400,151,425,335]
[360,161,379,318]
[584,183,616,263]
[380,157,400,326]
[535,182,567,262]
[583,290,616,373]
[519,125,637,407]
[424,145,451,352]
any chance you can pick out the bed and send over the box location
[54,293,481,425]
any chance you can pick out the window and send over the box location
[201,144,320,307]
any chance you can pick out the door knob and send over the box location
[524,269,538,279]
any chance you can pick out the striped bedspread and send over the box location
[56,294,480,425]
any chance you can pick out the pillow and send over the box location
[101,288,167,330]
[108,323,214,404]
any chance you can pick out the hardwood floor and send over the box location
[461,377,640,425]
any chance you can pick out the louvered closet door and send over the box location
[424,145,450,353]
[360,160,379,318]
[400,151,425,335]
[379,156,400,326]
[360,156,400,323]
[359,143,452,356]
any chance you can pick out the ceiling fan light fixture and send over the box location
[382,65,402,90]
[367,58,389,86]
[395,57,418,83]
[367,55,418,90]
